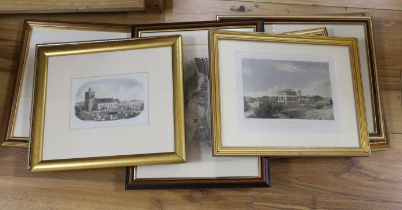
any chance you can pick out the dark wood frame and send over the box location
[217,15,388,150]
[126,20,266,189]
[3,20,131,147]
[126,158,270,189]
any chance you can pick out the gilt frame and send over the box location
[30,36,185,172]
[210,31,370,156]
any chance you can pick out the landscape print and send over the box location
[70,73,148,129]
[242,58,334,120]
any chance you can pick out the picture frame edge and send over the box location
[3,20,32,147]
[125,157,270,190]
[131,19,264,39]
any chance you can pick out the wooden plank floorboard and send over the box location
[224,0,402,11]
[0,0,145,14]
[253,134,402,209]
[382,90,402,134]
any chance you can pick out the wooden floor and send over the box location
[1,0,402,209]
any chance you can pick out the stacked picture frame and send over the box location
[5,21,132,147]
[128,20,270,189]
[217,16,388,150]
[1,15,388,189]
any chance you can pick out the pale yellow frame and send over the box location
[30,36,186,172]
[210,31,370,156]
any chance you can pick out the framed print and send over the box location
[210,31,370,156]
[29,36,185,172]
[128,21,269,188]
[217,16,388,150]
[126,158,270,189]
[4,20,132,147]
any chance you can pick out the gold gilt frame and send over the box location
[210,31,370,156]
[30,36,185,172]
[217,16,388,150]
[283,27,328,36]
[4,20,131,147]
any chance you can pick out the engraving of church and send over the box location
[69,73,148,129]
[74,87,144,121]
[84,87,119,111]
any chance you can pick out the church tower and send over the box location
[84,87,95,111]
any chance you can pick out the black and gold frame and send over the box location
[126,20,269,189]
